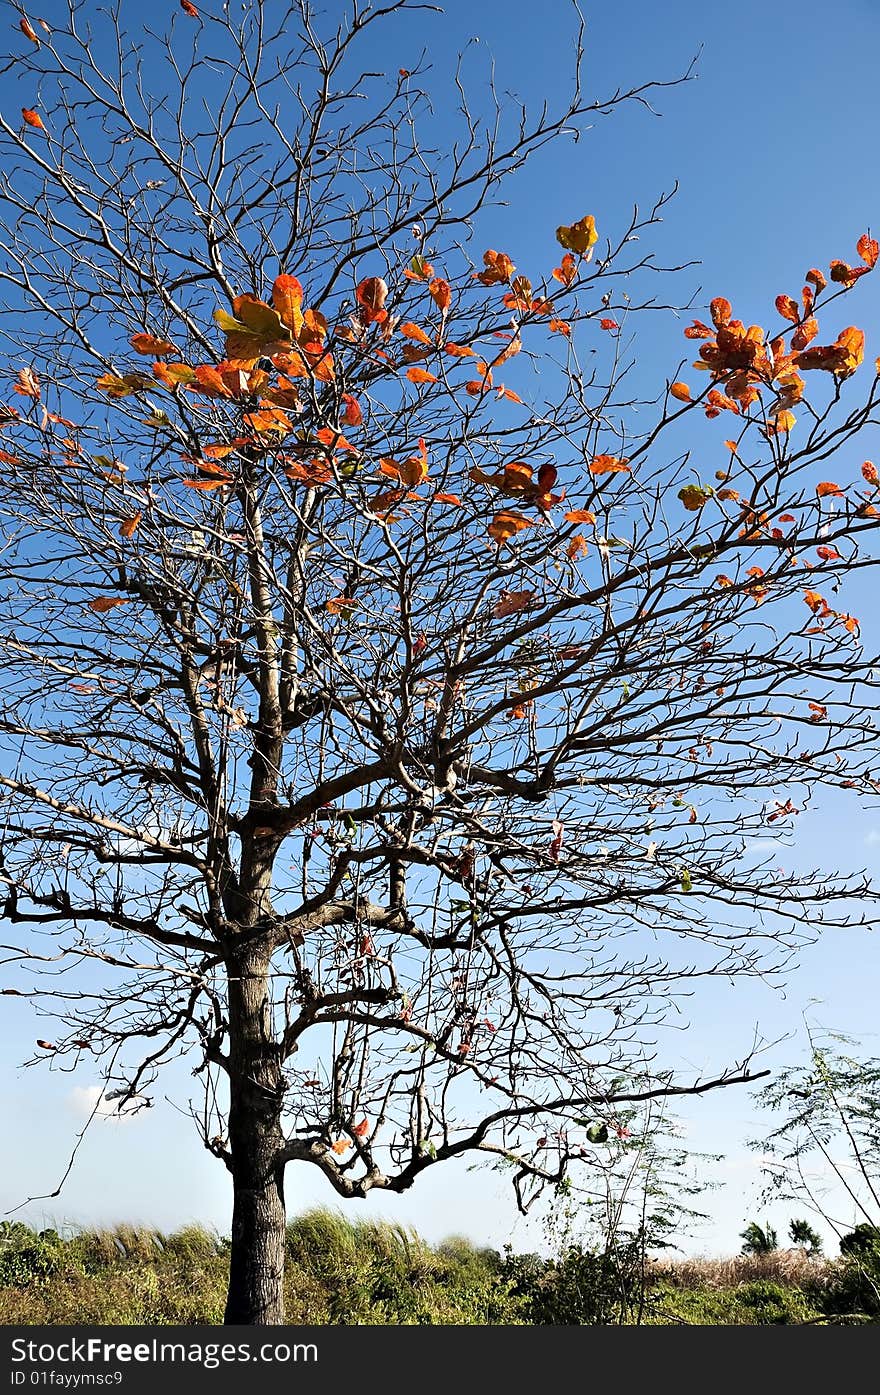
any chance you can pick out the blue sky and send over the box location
[2,0,880,1258]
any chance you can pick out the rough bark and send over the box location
[224,949,287,1325]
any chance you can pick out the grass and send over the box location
[0,1212,874,1325]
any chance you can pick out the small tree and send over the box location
[2,2,880,1324]
[788,1218,823,1256]
[753,1031,880,1244]
[740,1221,779,1256]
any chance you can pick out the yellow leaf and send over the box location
[555,215,598,257]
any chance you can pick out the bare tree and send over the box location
[1,0,879,1324]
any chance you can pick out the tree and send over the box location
[753,1031,880,1244]
[0,1,879,1325]
[740,1222,779,1256]
[788,1218,823,1256]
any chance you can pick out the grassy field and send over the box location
[0,1211,875,1325]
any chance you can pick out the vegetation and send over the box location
[0,1210,877,1326]
[740,1221,779,1255]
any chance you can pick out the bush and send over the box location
[648,1279,819,1326]
[0,1223,67,1288]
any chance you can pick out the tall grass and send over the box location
[0,1210,518,1326]
[0,1213,873,1325]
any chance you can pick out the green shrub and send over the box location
[648,1280,819,1326]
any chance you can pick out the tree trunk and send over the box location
[224,949,287,1325]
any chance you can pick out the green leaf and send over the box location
[680,868,693,893]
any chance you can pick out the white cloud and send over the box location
[67,1085,149,1123]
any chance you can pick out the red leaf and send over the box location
[493,589,535,619]
[180,1,199,16]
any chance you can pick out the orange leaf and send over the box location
[400,321,433,346]
[566,534,589,561]
[475,249,516,286]
[433,492,461,507]
[406,366,438,385]
[775,294,799,324]
[119,512,142,539]
[152,361,196,388]
[341,394,362,427]
[565,508,596,524]
[443,341,474,358]
[497,387,523,404]
[429,278,451,313]
[180,1,199,16]
[488,510,532,546]
[710,297,732,329]
[22,107,45,130]
[380,452,428,487]
[805,268,827,293]
[19,18,39,43]
[355,276,388,325]
[331,1139,351,1155]
[183,475,232,490]
[599,318,619,332]
[791,317,818,351]
[246,405,296,437]
[271,274,304,335]
[796,326,864,377]
[669,381,691,402]
[816,481,843,498]
[87,597,127,613]
[13,366,40,399]
[857,233,879,269]
[830,259,870,289]
[552,252,578,287]
[353,1118,369,1139]
[549,319,571,337]
[130,332,177,357]
[862,460,879,486]
[326,596,358,615]
[589,455,629,476]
